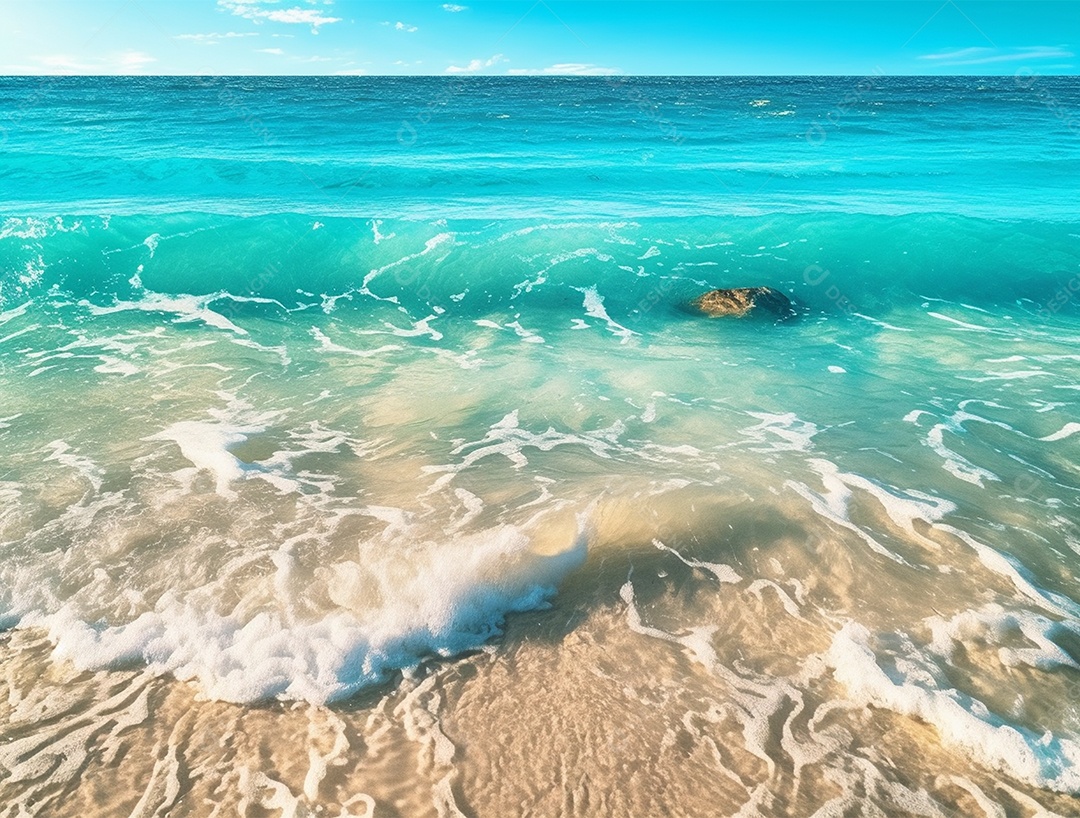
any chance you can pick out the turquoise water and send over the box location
[2,77,1080,815]
[1,76,1079,220]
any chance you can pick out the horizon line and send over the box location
[2,72,1074,78]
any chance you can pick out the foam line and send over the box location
[81,292,248,335]
[785,459,909,565]
[737,411,819,453]
[1041,423,1080,442]
[938,524,1080,620]
[46,520,589,704]
[828,622,1080,794]
[576,286,638,344]
[652,538,741,584]
[926,604,1080,672]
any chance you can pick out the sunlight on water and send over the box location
[2,77,1080,817]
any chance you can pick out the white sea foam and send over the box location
[786,460,907,564]
[369,219,393,244]
[904,407,1003,486]
[927,311,1004,333]
[504,320,545,344]
[44,440,105,492]
[45,519,589,704]
[937,524,1080,619]
[473,318,545,344]
[737,411,819,453]
[82,292,247,335]
[20,329,153,377]
[653,538,741,584]
[418,345,482,370]
[0,216,57,240]
[94,356,140,376]
[0,323,38,345]
[365,313,444,342]
[576,286,637,344]
[146,420,264,497]
[620,580,718,670]
[621,576,806,785]
[0,300,32,326]
[961,370,1054,382]
[451,488,485,531]
[793,458,961,562]
[360,232,454,300]
[927,422,1000,485]
[635,442,706,464]
[311,327,401,358]
[515,246,620,297]
[747,579,805,620]
[852,313,913,332]
[830,466,955,536]
[1041,422,1080,442]
[422,410,624,489]
[493,221,633,242]
[827,622,1080,793]
[926,603,1080,672]
[143,395,288,497]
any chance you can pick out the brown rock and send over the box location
[692,287,794,318]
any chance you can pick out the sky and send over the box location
[0,1,1077,76]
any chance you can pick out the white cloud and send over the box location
[115,50,157,71]
[395,21,418,33]
[447,60,482,73]
[919,47,989,61]
[442,4,468,11]
[175,32,258,44]
[218,1,341,34]
[34,54,94,73]
[256,47,284,55]
[265,8,341,28]
[25,50,157,75]
[507,63,620,76]
[919,46,1073,66]
[446,54,506,73]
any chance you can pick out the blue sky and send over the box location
[1,1,1076,75]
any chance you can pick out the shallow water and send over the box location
[2,77,1080,816]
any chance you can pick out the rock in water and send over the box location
[692,287,794,319]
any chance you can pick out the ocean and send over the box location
[1,75,1080,816]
